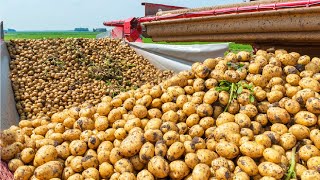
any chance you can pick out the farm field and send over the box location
[4,32,253,52]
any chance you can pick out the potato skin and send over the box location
[267,107,290,124]
[306,97,320,114]
[169,160,190,179]
[99,162,114,178]
[237,156,258,176]
[119,131,144,157]
[33,145,58,166]
[216,141,239,159]
[137,169,154,180]
[14,166,34,180]
[167,142,185,161]
[294,111,318,127]
[301,170,320,180]
[192,163,210,180]
[307,156,320,171]
[240,141,264,158]
[34,161,63,180]
[148,156,169,178]
[258,162,284,179]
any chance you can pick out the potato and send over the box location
[279,133,297,150]
[295,163,307,178]
[145,118,162,130]
[292,89,315,105]
[286,74,300,86]
[8,158,24,172]
[185,153,200,169]
[216,141,239,159]
[161,110,179,123]
[144,129,162,143]
[299,145,320,162]
[288,124,310,140]
[1,142,22,161]
[118,172,136,180]
[258,162,284,179]
[300,77,320,92]
[33,145,57,166]
[115,159,134,173]
[99,162,114,178]
[169,160,190,179]
[14,165,33,180]
[203,89,219,104]
[233,172,250,180]
[94,116,108,131]
[189,124,204,137]
[192,163,210,180]
[73,117,94,131]
[284,99,300,114]
[20,147,35,164]
[240,141,264,158]
[62,166,75,180]
[81,155,98,169]
[82,167,100,179]
[216,112,235,126]
[239,104,258,118]
[119,131,144,157]
[267,107,290,124]
[34,161,63,180]
[148,156,169,178]
[63,129,81,141]
[183,102,197,116]
[163,131,179,146]
[137,169,154,180]
[306,97,320,114]
[235,113,251,128]
[70,156,83,172]
[196,103,213,117]
[67,173,84,180]
[310,129,320,149]
[237,156,258,176]
[155,140,167,157]
[139,142,155,163]
[215,166,232,180]
[255,134,271,148]
[294,111,318,127]
[70,140,87,156]
[167,142,185,161]
[262,148,281,164]
[196,149,216,166]
[186,114,200,127]
[301,170,320,180]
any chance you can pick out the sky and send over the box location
[0,0,242,31]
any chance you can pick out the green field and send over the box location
[4,31,101,40]
[4,32,252,52]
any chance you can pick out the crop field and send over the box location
[4,32,252,52]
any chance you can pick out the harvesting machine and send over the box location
[104,0,320,56]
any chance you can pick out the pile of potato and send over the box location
[7,38,173,120]
[1,49,320,180]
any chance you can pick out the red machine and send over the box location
[104,2,186,42]
[104,0,320,44]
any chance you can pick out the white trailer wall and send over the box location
[0,41,19,130]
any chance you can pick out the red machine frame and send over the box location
[104,0,320,42]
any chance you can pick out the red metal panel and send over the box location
[142,2,186,16]
[111,27,124,39]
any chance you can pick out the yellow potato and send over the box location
[34,161,63,180]
[258,162,284,179]
[237,156,258,176]
[34,145,58,166]
[14,166,34,180]
[148,156,169,178]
